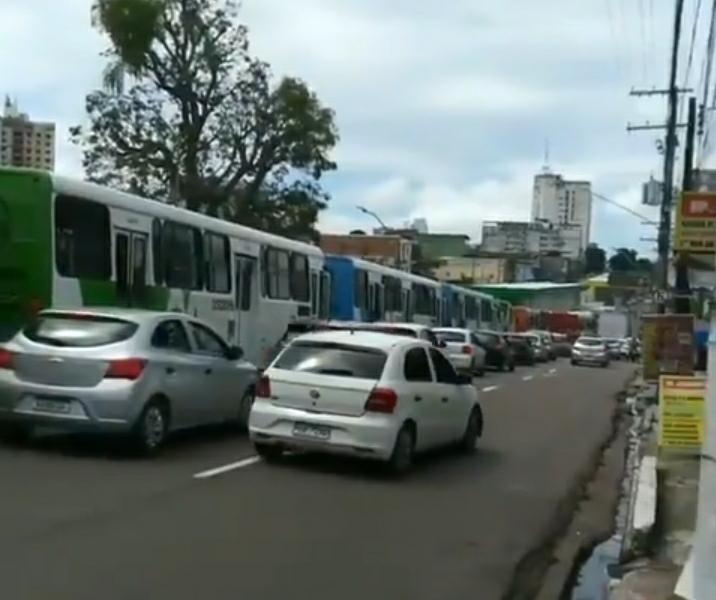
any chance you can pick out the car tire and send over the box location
[570,359,577,366]
[388,424,415,476]
[508,361,515,372]
[0,423,33,444]
[459,407,482,454]
[254,442,284,462]
[133,399,169,455]
[237,387,255,432]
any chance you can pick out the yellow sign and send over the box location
[658,375,706,451]
[675,192,716,253]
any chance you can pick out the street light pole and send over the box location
[357,206,389,232]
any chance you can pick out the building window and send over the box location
[55,195,111,279]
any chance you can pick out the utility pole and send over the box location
[627,0,685,311]
[674,97,697,314]
[661,0,685,309]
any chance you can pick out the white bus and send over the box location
[0,168,330,367]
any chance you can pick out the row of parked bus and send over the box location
[0,168,511,369]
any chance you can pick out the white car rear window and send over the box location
[274,342,387,379]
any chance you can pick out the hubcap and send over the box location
[144,407,165,448]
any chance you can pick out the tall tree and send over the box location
[73,0,338,240]
[608,248,639,272]
[584,243,607,274]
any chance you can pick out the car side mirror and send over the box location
[438,340,447,348]
[227,345,244,361]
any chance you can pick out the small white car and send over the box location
[249,330,483,474]
[432,328,486,376]
[571,336,610,368]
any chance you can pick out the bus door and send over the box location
[234,254,258,360]
[115,229,148,306]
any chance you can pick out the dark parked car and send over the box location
[475,330,515,371]
[505,333,536,366]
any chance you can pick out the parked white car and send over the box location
[432,328,486,376]
[249,330,483,475]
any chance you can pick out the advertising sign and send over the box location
[658,375,706,451]
[675,192,716,253]
[642,314,694,381]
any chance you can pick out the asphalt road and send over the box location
[0,360,636,600]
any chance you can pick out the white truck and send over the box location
[597,310,630,340]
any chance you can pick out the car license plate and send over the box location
[292,422,331,441]
[33,398,71,414]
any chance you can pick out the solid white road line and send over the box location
[482,385,499,392]
[194,456,261,480]
[522,375,533,381]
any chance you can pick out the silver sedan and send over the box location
[0,309,258,453]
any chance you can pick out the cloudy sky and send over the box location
[2,0,713,256]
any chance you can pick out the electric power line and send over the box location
[697,1,716,165]
[591,191,659,225]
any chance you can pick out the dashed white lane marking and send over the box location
[522,375,534,381]
[481,385,499,392]
[545,368,557,377]
[194,456,261,479]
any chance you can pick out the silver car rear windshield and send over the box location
[274,342,387,379]
[23,315,139,347]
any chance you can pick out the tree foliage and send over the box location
[74,0,338,240]
[608,248,652,273]
[584,243,607,275]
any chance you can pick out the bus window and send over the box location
[310,271,319,316]
[152,218,163,285]
[205,232,230,293]
[55,195,111,279]
[290,253,309,302]
[354,269,368,310]
[162,221,202,290]
[264,247,290,300]
[319,271,331,319]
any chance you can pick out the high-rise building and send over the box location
[0,97,55,171]
[532,171,592,251]
[481,220,583,259]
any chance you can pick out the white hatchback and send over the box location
[249,330,483,474]
[432,328,487,376]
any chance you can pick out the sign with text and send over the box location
[642,314,694,381]
[675,192,716,253]
[658,375,706,451]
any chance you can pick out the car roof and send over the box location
[39,307,187,323]
[433,327,470,333]
[370,322,431,332]
[289,330,428,351]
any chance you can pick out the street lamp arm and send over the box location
[356,205,389,230]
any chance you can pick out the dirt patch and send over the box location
[502,377,636,600]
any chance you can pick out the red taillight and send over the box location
[105,358,146,380]
[0,348,14,371]
[365,387,398,414]
[256,375,271,398]
[462,345,473,355]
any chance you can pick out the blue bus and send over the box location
[325,255,510,330]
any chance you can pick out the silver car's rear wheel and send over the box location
[135,401,168,454]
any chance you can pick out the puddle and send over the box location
[571,537,621,599]
[571,405,646,599]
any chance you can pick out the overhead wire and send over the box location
[697,0,716,165]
